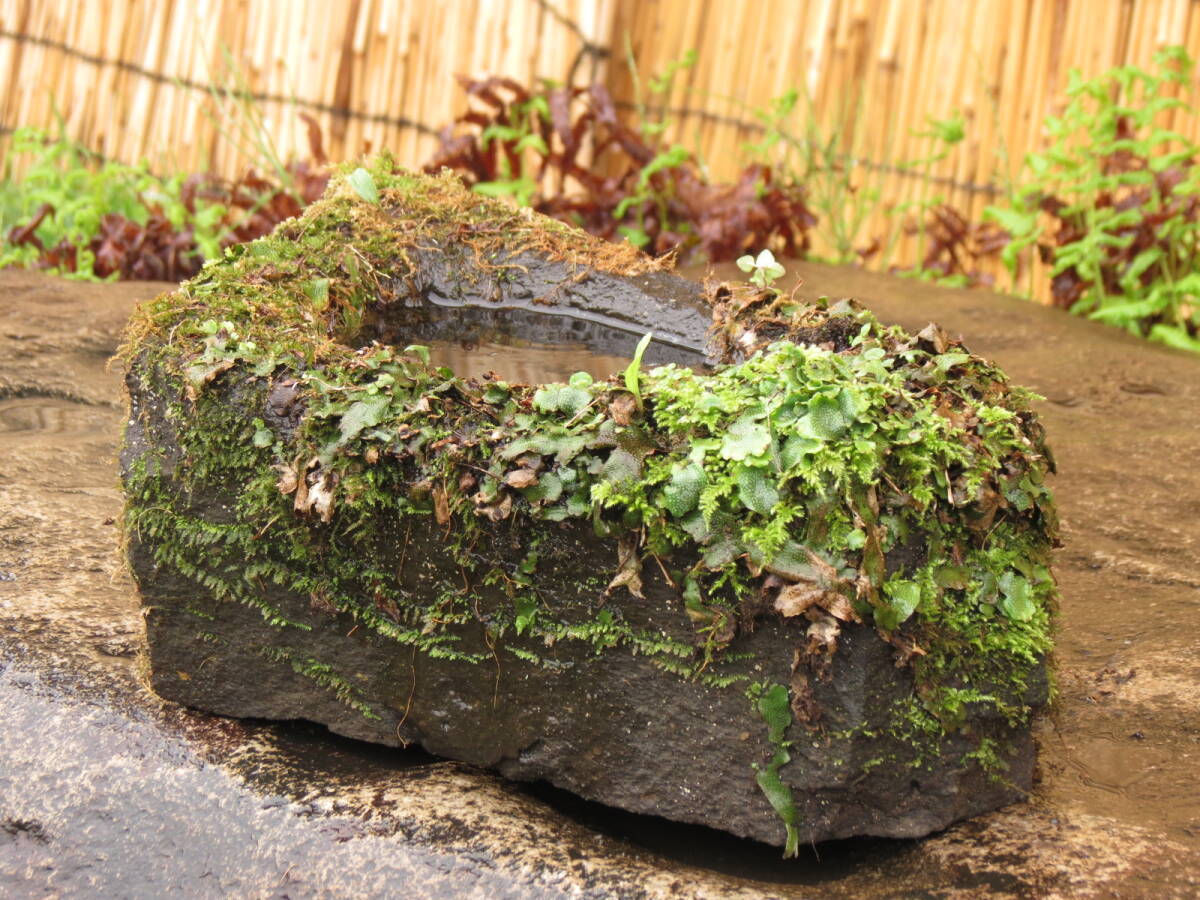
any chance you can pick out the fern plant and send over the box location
[986,46,1200,352]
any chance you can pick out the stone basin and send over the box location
[119,163,1058,852]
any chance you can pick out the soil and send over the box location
[1,263,1197,897]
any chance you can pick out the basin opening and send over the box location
[353,301,710,383]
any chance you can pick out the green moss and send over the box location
[260,646,380,719]
[121,161,1059,841]
[962,736,1007,778]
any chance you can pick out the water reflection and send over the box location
[427,338,630,384]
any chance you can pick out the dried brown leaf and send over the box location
[916,322,951,354]
[608,392,638,426]
[504,468,539,489]
[474,490,512,522]
[275,462,299,495]
[883,630,927,667]
[774,581,825,618]
[820,591,859,624]
[513,453,544,472]
[432,484,451,525]
[293,464,336,524]
[606,535,644,599]
[806,612,841,657]
[292,475,309,512]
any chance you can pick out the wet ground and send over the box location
[0,264,1197,897]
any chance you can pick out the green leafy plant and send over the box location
[738,85,877,265]
[986,45,1200,352]
[736,248,785,290]
[613,143,691,249]
[747,682,799,857]
[735,86,986,283]
[347,167,380,204]
[891,111,968,272]
[427,58,814,263]
[467,78,550,207]
[0,125,227,279]
[623,332,653,410]
[613,47,699,249]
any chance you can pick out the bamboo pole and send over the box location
[1182,2,1200,146]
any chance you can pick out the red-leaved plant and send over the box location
[424,76,815,264]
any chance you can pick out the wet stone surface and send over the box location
[1,266,1198,897]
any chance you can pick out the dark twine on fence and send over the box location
[0,29,1001,197]
[0,29,439,135]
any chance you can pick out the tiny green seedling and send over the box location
[624,332,653,411]
[737,249,786,290]
[348,167,380,204]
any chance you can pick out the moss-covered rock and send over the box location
[120,160,1058,852]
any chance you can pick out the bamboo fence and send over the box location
[3,0,1200,292]
[0,0,616,178]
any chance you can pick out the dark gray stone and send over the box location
[122,313,1044,850]
[126,463,1040,846]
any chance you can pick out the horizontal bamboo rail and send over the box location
[2,0,1199,295]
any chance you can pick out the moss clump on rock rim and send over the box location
[121,157,1059,825]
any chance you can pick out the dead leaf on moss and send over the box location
[291,458,336,523]
[801,611,843,682]
[432,484,451,525]
[608,392,638,426]
[820,591,858,623]
[275,462,299,495]
[774,582,824,617]
[309,473,336,523]
[916,322,951,354]
[293,473,309,511]
[606,535,644,599]
[185,358,235,390]
[514,453,544,472]
[474,490,512,522]
[883,630,927,667]
[807,612,841,656]
[774,548,859,624]
[295,471,336,523]
[504,468,539,489]
[966,484,1002,531]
